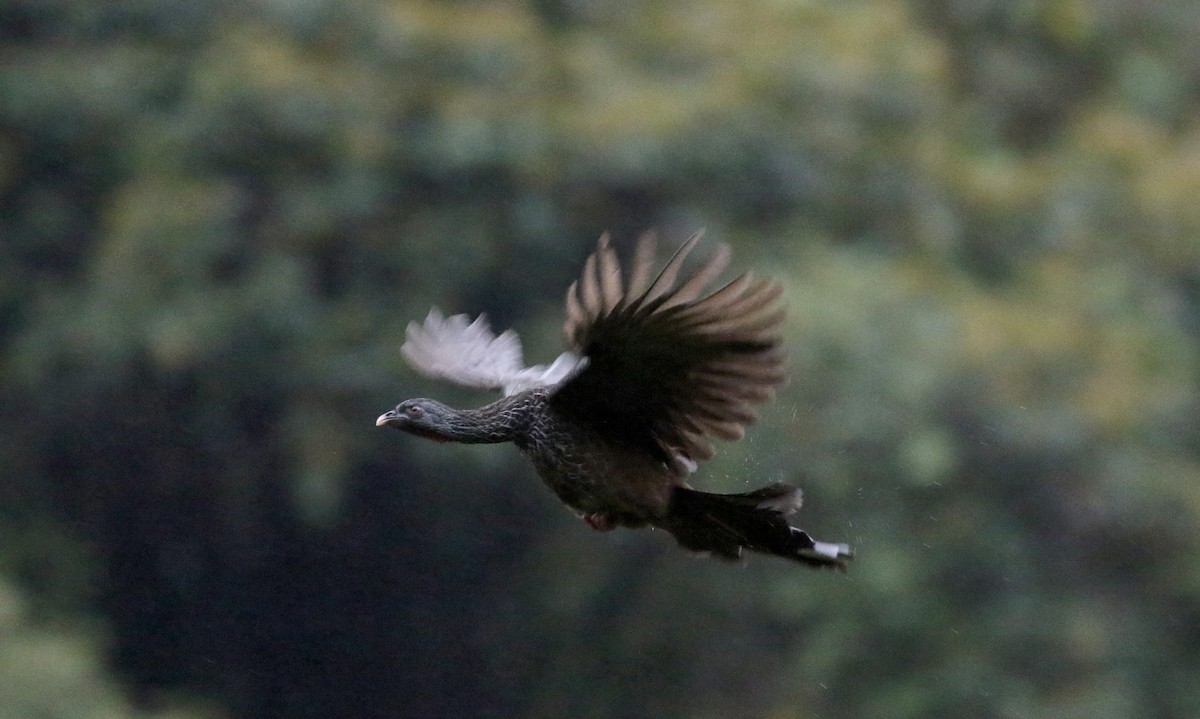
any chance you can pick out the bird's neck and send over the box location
[441,392,540,444]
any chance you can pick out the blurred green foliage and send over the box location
[0,577,217,719]
[2,0,1199,717]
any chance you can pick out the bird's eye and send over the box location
[406,405,424,418]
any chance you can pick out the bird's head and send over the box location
[375,398,457,442]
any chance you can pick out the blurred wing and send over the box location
[552,232,785,467]
[403,308,582,396]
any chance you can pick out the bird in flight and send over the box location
[377,233,853,568]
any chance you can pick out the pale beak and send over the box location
[375,410,398,427]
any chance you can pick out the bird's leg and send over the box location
[582,512,617,532]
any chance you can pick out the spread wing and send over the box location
[550,232,785,468]
[402,308,582,396]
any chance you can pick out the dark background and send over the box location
[2,1,1199,717]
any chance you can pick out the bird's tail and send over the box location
[661,483,853,569]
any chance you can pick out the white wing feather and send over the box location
[401,308,584,396]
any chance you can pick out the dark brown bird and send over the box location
[377,233,852,568]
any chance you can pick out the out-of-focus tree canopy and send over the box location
[2,0,1198,717]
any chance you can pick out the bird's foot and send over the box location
[582,512,617,532]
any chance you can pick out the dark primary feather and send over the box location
[379,232,852,569]
[554,232,785,466]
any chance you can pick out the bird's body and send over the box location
[385,389,677,525]
[378,233,853,568]
[516,389,683,526]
